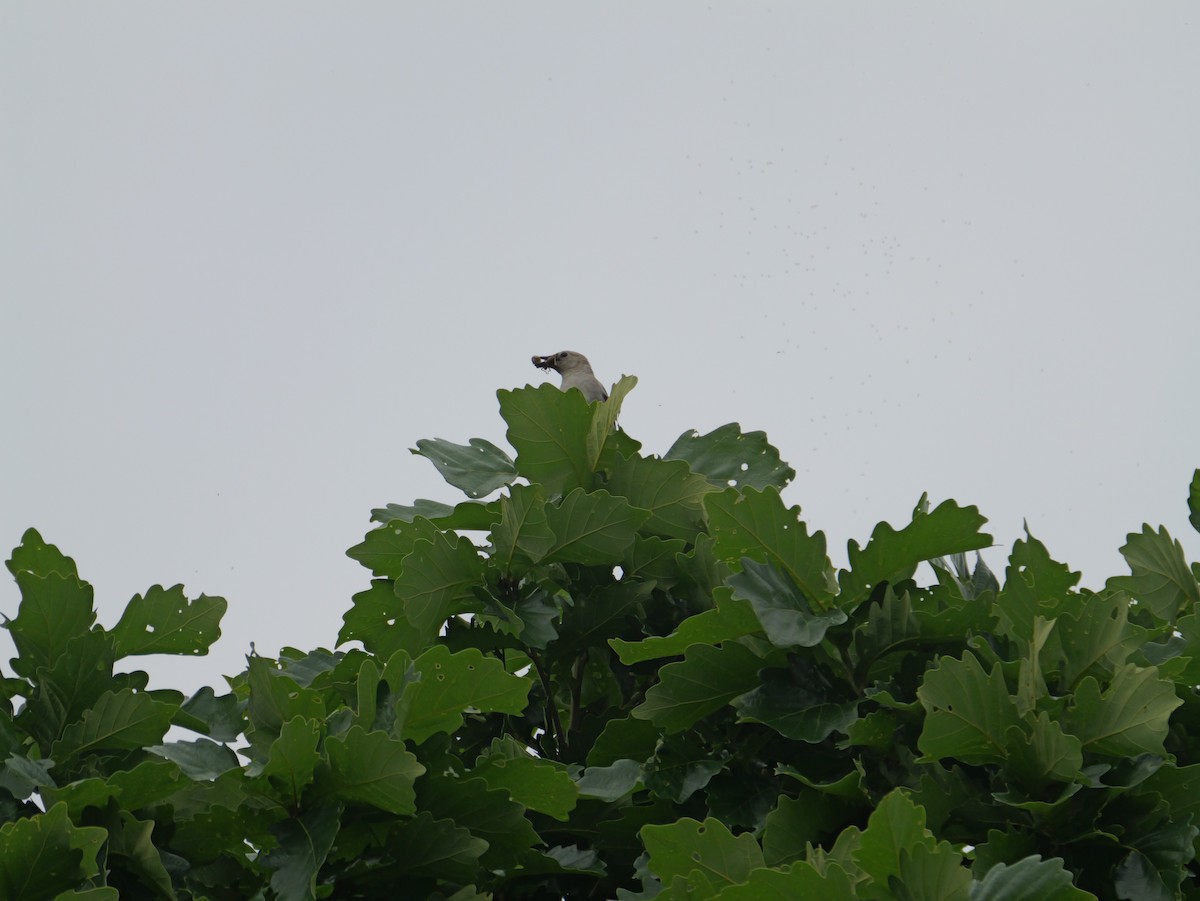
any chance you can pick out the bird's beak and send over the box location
[532,354,557,371]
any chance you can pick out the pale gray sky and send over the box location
[3,4,1197,691]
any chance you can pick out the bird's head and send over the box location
[531,350,592,375]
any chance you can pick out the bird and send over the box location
[531,350,608,403]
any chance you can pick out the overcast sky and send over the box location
[3,4,1197,692]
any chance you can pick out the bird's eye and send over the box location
[557,352,569,360]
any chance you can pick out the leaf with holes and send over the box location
[665,422,795,490]
[393,531,486,642]
[5,527,79,579]
[411,437,516,499]
[642,816,765,894]
[917,654,1022,765]
[397,646,531,744]
[346,516,442,578]
[110,584,225,658]
[705,487,836,611]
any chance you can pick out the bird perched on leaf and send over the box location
[532,351,608,403]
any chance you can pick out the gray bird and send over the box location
[532,350,608,403]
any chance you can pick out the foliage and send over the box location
[3,378,1200,899]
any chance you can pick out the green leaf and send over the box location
[735,663,858,743]
[345,513,444,578]
[969,855,1096,900]
[518,844,607,878]
[606,453,714,540]
[393,532,486,642]
[0,754,56,798]
[711,860,858,900]
[706,486,836,611]
[5,527,78,579]
[1140,763,1200,824]
[371,498,499,530]
[762,793,858,867]
[1051,591,1144,688]
[321,725,424,814]
[147,738,240,780]
[1107,525,1200,623]
[180,686,243,742]
[245,657,326,741]
[512,590,560,650]
[643,732,726,803]
[416,774,541,869]
[411,437,516,499]
[370,497,456,524]
[1188,469,1200,535]
[109,584,225,658]
[473,737,578,820]
[852,790,935,889]
[642,816,765,893]
[43,759,185,820]
[259,716,321,804]
[839,497,991,612]
[0,802,107,900]
[996,532,1081,645]
[1001,713,1083,794]
[8,572,96,678]
[490,483,556,572]
[611,593,759,665]
[498,383,596,497]
[917,654,1021,764]
[51,689,176,759]
[1113,851,1171,901]
[338,579,428,659]
[633,642,767,733]
[1065,664,1181,758]
[728,558,847,648]
[586,374,638,471]
[587,716,660,767]
[397,646,530,744]
[665,422,795,491]
[543,488,650,566]
[261,803,342,901]
[576,759,643,802]
[895,841,972,901]
[53,888,120,900]
[851,587,963,683]
[623,535,690,588]
[387,811,489,883]
[86,806,175,900]
[345,516,441,578]
[18,630,116,749]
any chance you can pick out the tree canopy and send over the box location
[3,378,1200,899]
